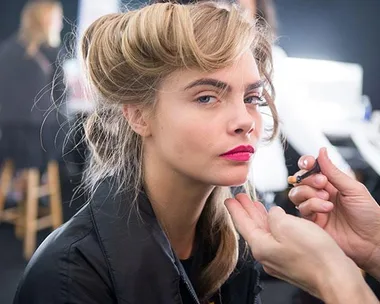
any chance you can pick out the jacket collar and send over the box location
[89,177,199,304]
[88,178,260,304]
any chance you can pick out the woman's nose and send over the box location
[228,103,256,136]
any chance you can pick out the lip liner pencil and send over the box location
[287,159,321,184]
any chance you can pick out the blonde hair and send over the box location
[18,0,62,56]
[81,2,277,301]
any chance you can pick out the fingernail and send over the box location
[303,159,308,167]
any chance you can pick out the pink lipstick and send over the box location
[220,145,255,162]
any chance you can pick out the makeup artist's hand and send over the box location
[289,147,380,279]
[225,194,376,303]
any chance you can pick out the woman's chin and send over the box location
[214,174,249,187]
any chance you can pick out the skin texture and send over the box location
[123,51,265,258]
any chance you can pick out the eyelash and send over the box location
[196,95,267,106]
[244,95,267,106]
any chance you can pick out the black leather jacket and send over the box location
[14,179,262,303]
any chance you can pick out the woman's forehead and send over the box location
[161,51,261,90]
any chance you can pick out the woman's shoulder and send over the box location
[13,204,114,303]
[34,204,96,256]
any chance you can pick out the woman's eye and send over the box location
[244,95,267,106]
[196,95,218,104]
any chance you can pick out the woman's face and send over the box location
[144,51,265,187]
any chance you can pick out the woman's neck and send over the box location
[143,156,214,260]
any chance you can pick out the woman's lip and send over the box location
[220,152,253,162]
[221,145,255,156]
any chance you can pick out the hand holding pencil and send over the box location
[288,147,380,278]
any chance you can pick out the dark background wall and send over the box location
[275,0,380,110]
[1,0,379,110]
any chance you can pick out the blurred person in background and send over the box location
[0,0,65,199]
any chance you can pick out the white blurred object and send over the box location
[250,48,359,193]
[250,47,288,193]
[64,0,121,115]
[283,57,364,138]
[250,136,289,193]
[283,57,380,176]
[77,0,120,50]
[63,58,93,115]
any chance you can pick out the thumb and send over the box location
[318,147,358,193]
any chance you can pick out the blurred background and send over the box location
[1,0,380,303]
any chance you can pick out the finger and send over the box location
[323,180,338,199]
[318,147,360,195]
[225,198,274,255]
[234,193,268,229]
[225,198,263,234]
[252,201,268,218]
[298,155,316,170]
[290,172,329,189]
[297,198,334,219]
[293,173,338,199]
[289,185,330,206]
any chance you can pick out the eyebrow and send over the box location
[184,78,264,92]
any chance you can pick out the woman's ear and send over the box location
[122,104,152,137]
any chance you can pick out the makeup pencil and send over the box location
[287,159,321,184]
